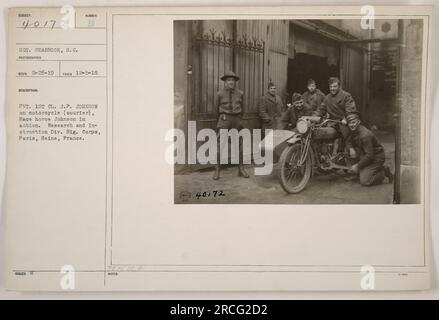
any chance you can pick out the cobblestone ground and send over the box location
[175,132,395,204]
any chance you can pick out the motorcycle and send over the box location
[261,116,351,194]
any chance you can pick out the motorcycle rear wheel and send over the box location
[279,143,312,194]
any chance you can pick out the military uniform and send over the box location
[313,89,357,143]
[258,92,284,130]
[315,89,357,120]
[348,125,386,186]
[302,89,325,112]
[212,71,249,180]
[215,87,245,130]
[281,105,313,130]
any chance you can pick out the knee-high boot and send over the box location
[213,133,221,180]
[238,136,249,178]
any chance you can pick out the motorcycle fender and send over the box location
[286,134,302,145]
[309,147,317,177]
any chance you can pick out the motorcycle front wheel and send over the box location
[279,143,312,194]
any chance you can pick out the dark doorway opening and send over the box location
[287,52,339,102]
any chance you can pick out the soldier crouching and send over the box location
[346,113,393,186]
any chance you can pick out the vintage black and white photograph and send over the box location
[2,4,434,294]
[173,18,424,205]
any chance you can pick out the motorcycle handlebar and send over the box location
[320,118,343,126]
[299,116,344,127]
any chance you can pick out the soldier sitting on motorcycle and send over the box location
[312,77,357,158]
[281,92,313,130]
[345,113,394,186]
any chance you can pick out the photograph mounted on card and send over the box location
[4,5,432,291]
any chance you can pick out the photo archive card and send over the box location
[4,5,433,291]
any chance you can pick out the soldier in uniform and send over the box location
[212,71,249,180]
[346,113,393,186]
[313,77,358,157]
[258,82,284,130]
[301,78,325,112]
[281,93,313,130]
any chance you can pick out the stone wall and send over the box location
[399,19,423,204]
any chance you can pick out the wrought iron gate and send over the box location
[190,29,265,129]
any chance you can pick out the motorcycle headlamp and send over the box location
[296,119,309,134]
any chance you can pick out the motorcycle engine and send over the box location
[319,142,333,168]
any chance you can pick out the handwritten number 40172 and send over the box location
[195,190,225,199]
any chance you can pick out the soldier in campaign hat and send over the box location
[220,71,240,81]
[212,71,249,180]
